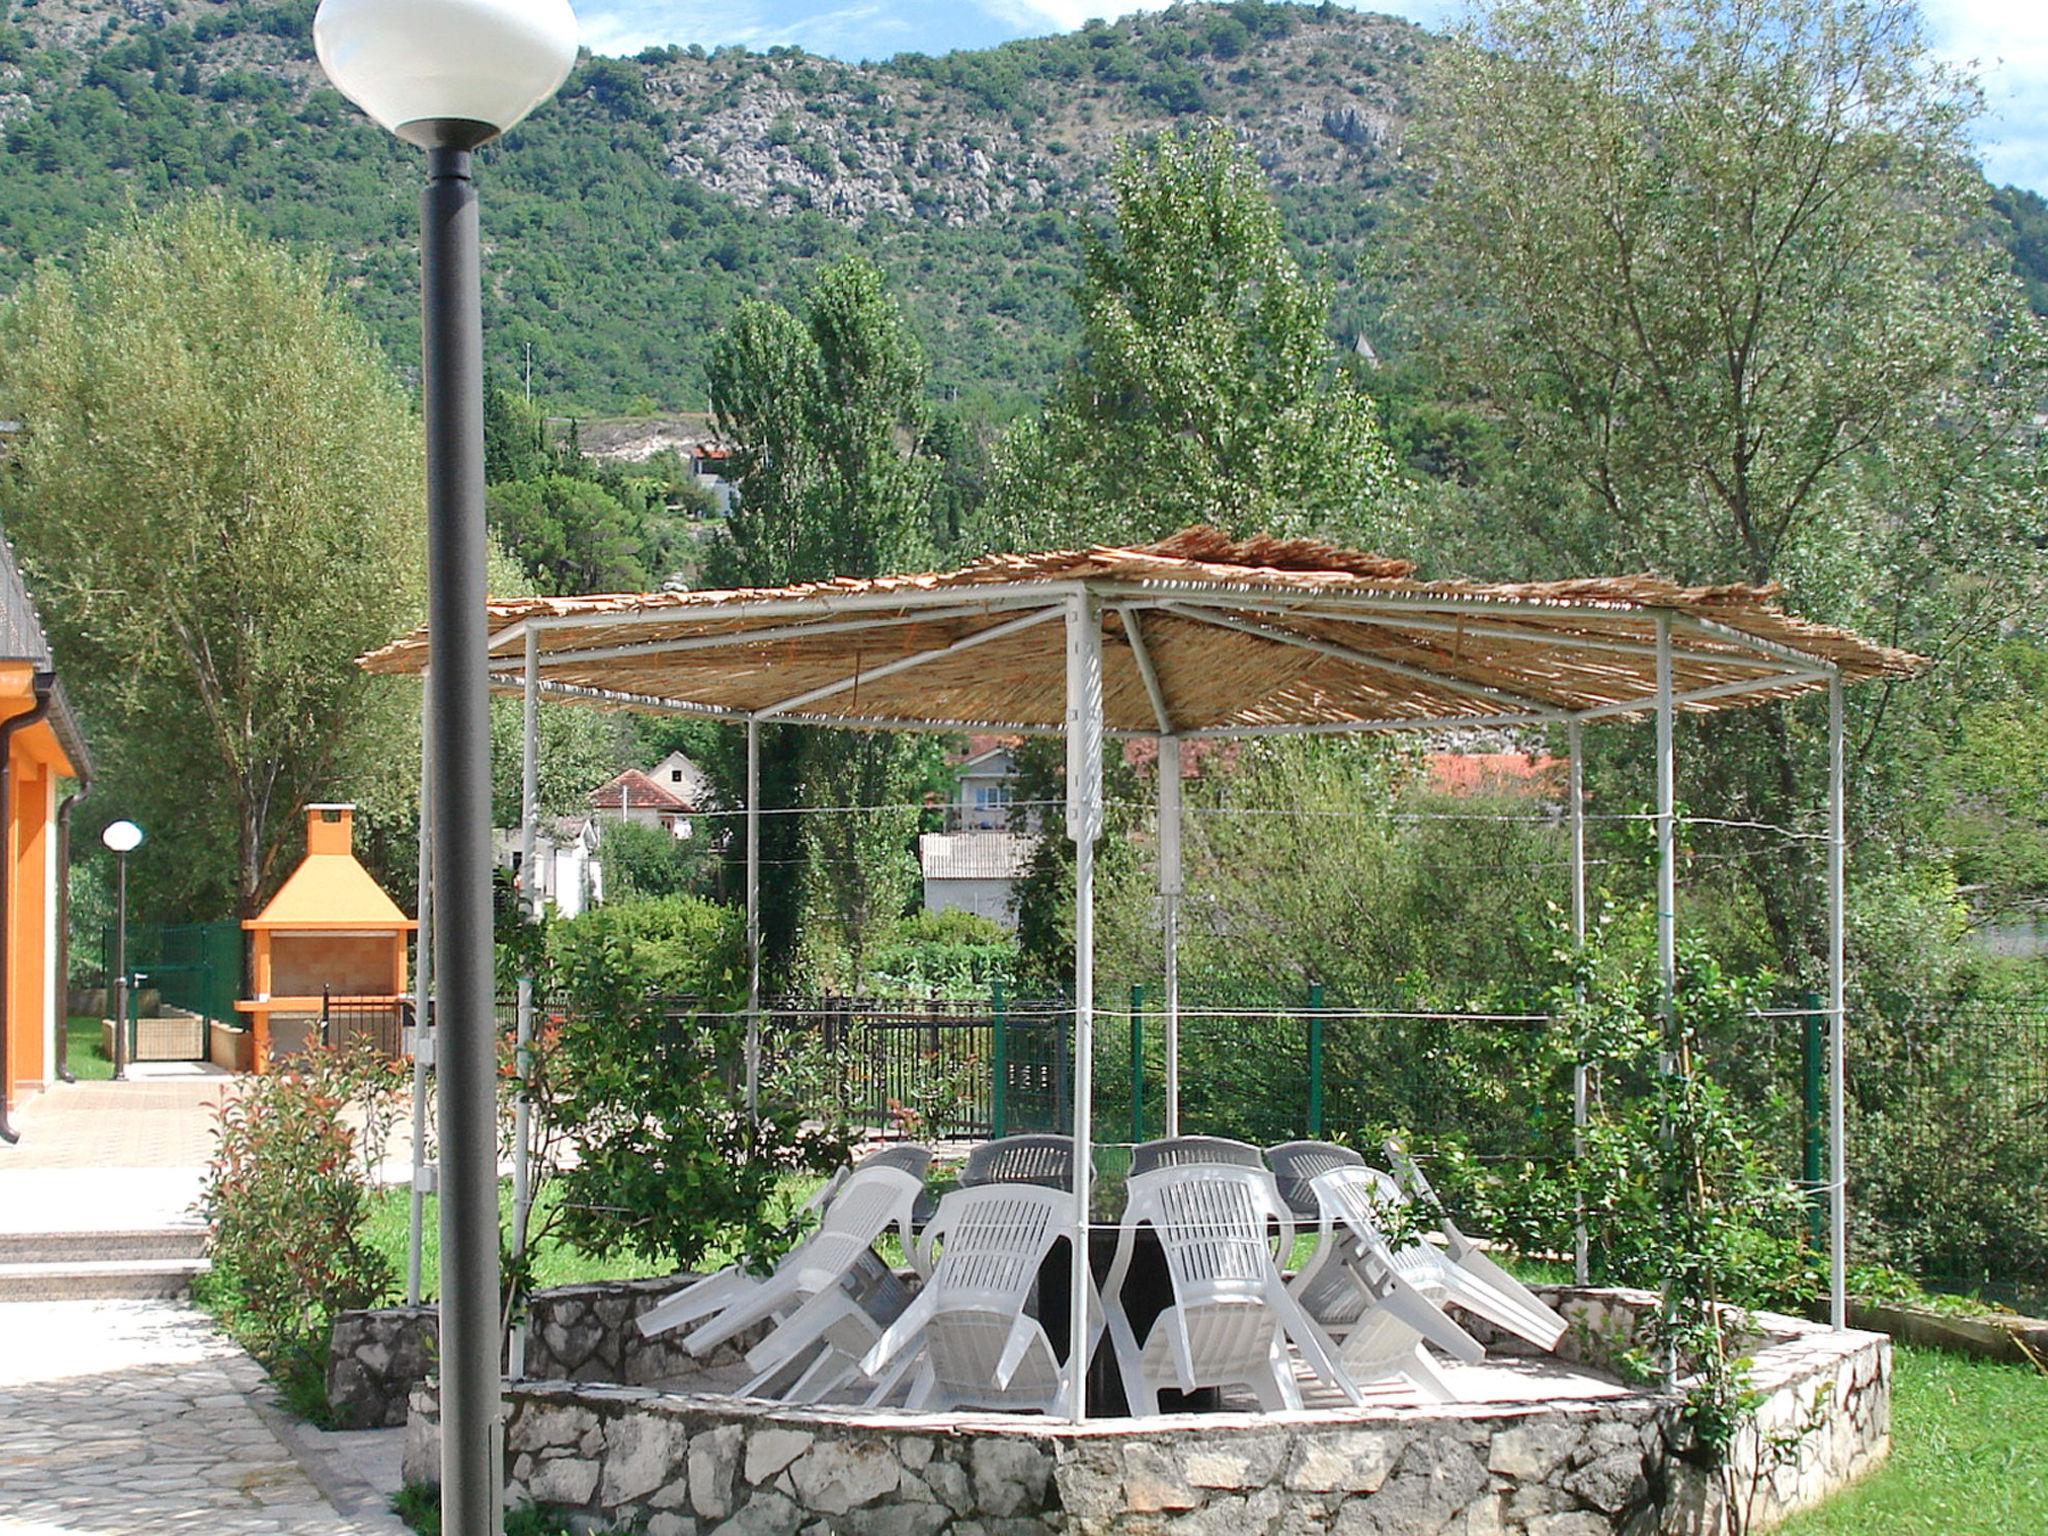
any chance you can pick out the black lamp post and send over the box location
[312,4,576,1531]
[101,819,142,1083]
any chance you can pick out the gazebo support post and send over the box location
[1066,595,1104,1424]
[1654,614,1678,1386]
[1827,676,1847,1329]
[1568,720,1588,1286]
[1655,616,1677,1043]
[510,632,540,1372]
[1158,735,1182,1138]
[408,678,433,1307]
[745,716,761,1120]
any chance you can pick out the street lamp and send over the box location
[313,4,577,1531]
[100,819,142,1083]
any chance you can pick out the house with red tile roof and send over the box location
[588,767,695,839]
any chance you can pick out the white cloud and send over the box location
[972,1,1168,34]
[573,3,767,56]
[1923,0,2048,191]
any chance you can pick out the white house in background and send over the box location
[948,736,1038,831]
[497,816,604,919]
[914,735,1037,926]
[918,831,1036,927]
[648,749,713,811]
[588,766,696,838]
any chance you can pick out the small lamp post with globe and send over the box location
[310,2,578,1529]
[100,819,143,1083]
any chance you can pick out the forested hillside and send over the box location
[0,0,1413,410]
[6,0,2036,415]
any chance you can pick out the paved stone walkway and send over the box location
[0,1300,408,1535]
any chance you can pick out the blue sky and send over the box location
[570,1,2048,196]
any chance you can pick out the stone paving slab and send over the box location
[0,1299,408,1535]
[3,1077,237,1174]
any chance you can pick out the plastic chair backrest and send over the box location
[865,1143,934,1179]
[1267,1140,1365,1219]
[1382,1139,1441,1203]
[1128,1135,1265,1177]
[792,1163,924,1286]
[960,1135,1075,1191]
[926,1184,1067,1303]
[1307,1165,1405,1256]
[1128,1163,1288,1300]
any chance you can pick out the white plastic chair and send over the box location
[738,1256,918,1404]
[1376,1141,1569,1351]
[1101,1162,1363,1415]
[636,1153,929,1366]
[1266,1139,1366,1222]
[960,1134,1076,1192]
[1290,1165,1486,1401]
[1127,1134,1267,1176]
[858,1182,1098,1414]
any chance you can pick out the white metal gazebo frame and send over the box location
[370,529,1921,1421]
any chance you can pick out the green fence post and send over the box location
[1130,984,1145,1144]
[991,979,1008,1139]
[1308,981,1325,1138]
[1803,991,1824,1247]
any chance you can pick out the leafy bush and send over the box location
[533,895,850,1270]
[542,894,744,999]
[595,819,714,903]
[862,910,1018,998]
[196,1039,404,1418]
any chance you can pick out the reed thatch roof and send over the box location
[360,528,1922,737]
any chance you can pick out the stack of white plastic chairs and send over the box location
[1102,1136,1365,1413]
[636,1144,930,1403]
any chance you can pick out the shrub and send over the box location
[862,909,1018,998]
[543,894,743,999]
[595,819,713,903]
[196,1039,403,1417]
[533,896,850,1270]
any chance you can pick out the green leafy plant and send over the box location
[195,1040,402,1419]
[861,910,1019,998]
[532,895,852,1271]
[1545,915,1820,1511]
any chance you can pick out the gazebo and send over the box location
[363,526,1920,1422]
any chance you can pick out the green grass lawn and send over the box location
[64,1015,113,1081]
[360,1173,840,1297]
[362,1183,656,1298]
[1776,1344,2048,1535]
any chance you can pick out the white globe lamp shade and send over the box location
[102,820,144,855]
[314,0,579,147]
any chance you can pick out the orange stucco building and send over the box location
[0,529,88,1131]
[236,804,414,1071]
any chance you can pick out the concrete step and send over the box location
[0,1227,207,1265]
[0,1255,211,1302]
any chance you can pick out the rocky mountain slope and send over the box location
[0,0,2038,413]
[0,1,1437,409]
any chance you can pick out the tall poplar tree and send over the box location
[987,124,1405,553]
[705,258,942,986]
[0,200,426,921]
[993,125,1409,983]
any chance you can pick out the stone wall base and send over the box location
[329,1274,767,1430]
[399,1288,1890,1536]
